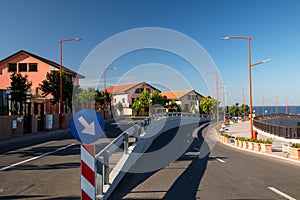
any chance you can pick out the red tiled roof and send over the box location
[160,90,203,99]
[106,82,142,93]
[160,90,192,99]
[106,82,161,94]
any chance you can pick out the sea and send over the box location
[252,106,300,116]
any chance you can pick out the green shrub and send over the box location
[235,136,248,141]
[258,138,273,144]
[222,133,232,138]
[249,138,258,143]
[291,143,300,148]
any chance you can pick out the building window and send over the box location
[192,95,197,100]
[122,98,125,103]
[187,95,191,100]
[18,63,27,72]
[135,88,150,93]
[114,99,116,103]
[29,63,38,72]
[8,63,17,72]
[135,88,142,93]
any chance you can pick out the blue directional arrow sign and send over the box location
[70,109,105,144]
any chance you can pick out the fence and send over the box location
[253,114,300,139]
[80,112,210,200]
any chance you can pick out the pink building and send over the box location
[0,50,84,115]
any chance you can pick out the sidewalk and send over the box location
[0,117,128,148]
[0,128,70,148]
[219,120,300,164]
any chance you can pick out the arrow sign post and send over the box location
[70,109,105,144]
[78,116,95,135]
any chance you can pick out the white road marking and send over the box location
[0,143,75,172]
[212,156,226,163]
[268,187,296,200]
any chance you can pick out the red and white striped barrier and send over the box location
[81,144,96,200]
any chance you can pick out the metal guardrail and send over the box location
[93,112,208,198]
[253,114,300,139]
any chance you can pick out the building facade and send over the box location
[0,50,84,116]
[107,82,160,115]
[160,90,203,113]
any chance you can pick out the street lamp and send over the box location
[103,67,116,119]
[222,36,270,138]
[273,96,278,116]
[219,84,228,123]
[205,72,219,126]
[59,37,81,127]
[260,90,265,117]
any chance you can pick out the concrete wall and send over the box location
[0,115,23,139]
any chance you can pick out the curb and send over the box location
[218,138,300,165]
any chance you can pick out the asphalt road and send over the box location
[0,118,138,200]
[109,123,300,200]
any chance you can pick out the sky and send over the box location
[1,0,300,106]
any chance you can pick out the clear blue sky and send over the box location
[1,0,300,106]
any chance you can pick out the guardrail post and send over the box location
[96,158,103,198]
[124,132,129,154]
[103,150,109,185]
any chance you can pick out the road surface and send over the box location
[0,118,137,199]
[109,123,300,200]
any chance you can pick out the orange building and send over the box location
[0,50,84,116]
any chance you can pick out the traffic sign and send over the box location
[70,109,105,144]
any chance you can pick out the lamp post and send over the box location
[59,37,81,128]
[273,96,278,116]
[260,90,264,117]
[286,99,288,115]
[219,85,228,123]
[205,72,219,126]
[222,36,270,138]
[103,67,116,119]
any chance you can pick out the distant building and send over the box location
[160,90,203,112]
[0,50,84,115]
[107,82,160,115]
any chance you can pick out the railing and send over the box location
[253,114,300,139]
[93,112,210,199]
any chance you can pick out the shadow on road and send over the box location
[108,122,212,200]
[0,195,80,200]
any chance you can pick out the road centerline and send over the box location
[211,156,226,163]
[0,143,75,172]
[268,187,296,200]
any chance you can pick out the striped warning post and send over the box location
[81,144,95,200]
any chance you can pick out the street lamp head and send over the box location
[75,38,82,41]
[105,67,117,70]
[221,36,230,40]
[262,58,271,63]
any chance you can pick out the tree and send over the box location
[200,96,217,114]
[241,104,249,113]
[151,90,164,106]
[75,87,97,110]
[116,101,124,115]
[8,72,32,115]
[139,88,149,115]
[132,98,141,116]
[169,100,181,112]
[229,103,240,116]
[39,71,74,110]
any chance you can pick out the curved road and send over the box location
[109,123,300,200]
